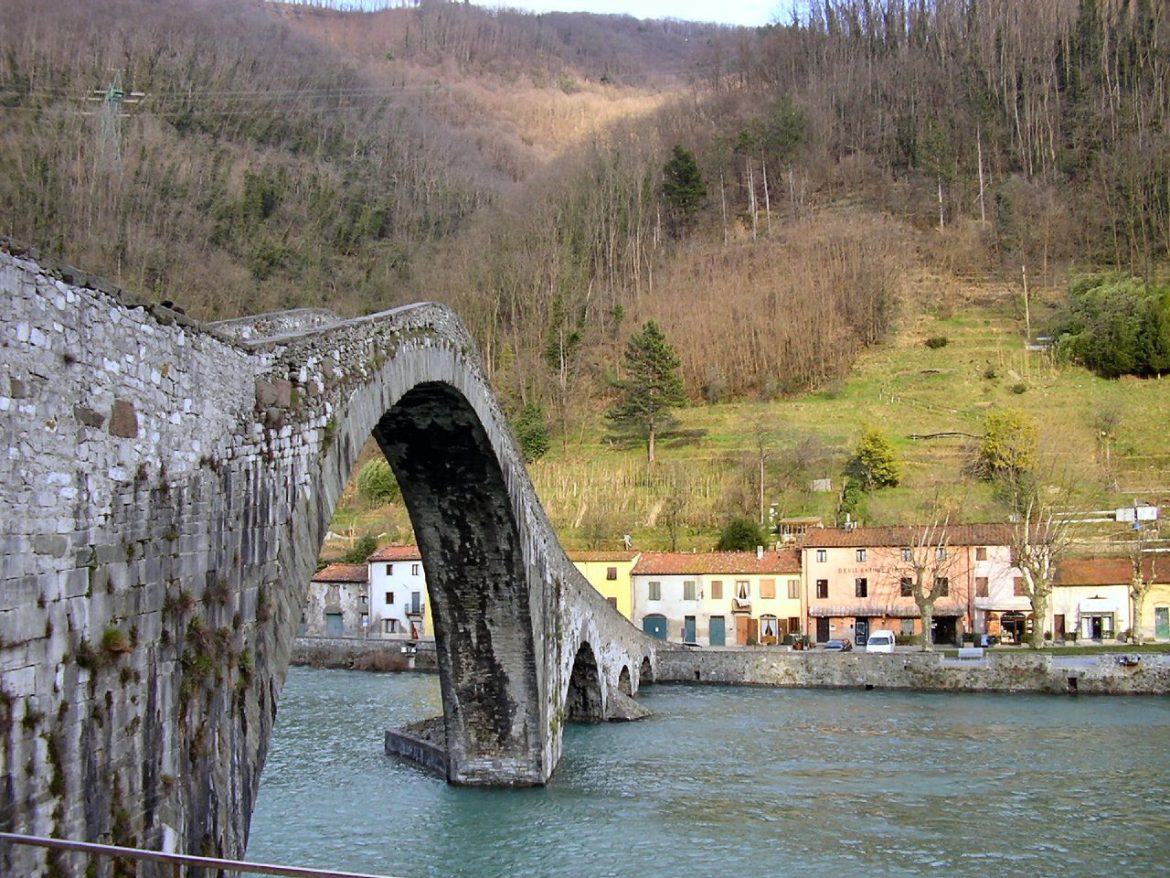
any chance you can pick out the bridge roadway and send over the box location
[0,245,656,875]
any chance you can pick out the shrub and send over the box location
[925,336,949,349]
[342,534,378,564]
[512,403,551,463]
[1010,382,1027,394]
[716,516,765,551]
[847,427,902,490]
[973,409,1037,482]
[357,459,400,504]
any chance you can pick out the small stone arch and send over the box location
[566,642,604,722]
[640,656,653,685]
[618,665,632,695]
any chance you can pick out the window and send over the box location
[606,597,617,610]
[384,592,394,605]
[648,581,661,601]
[976,547,988,561]
[815,549,826,563]
[856,549,867,562]
[816,579,828,599]
[900,619,914,636]
[710,580,723,600]
[855,578,868,598]
[360,594,368,608]
[901,548,912,562]
[360,613,369,628]
[606,566,618,581]
[411,563,420,575]
[787,579,800,600]
[787,617,801,634]
[683,580,697,601]
[934,576,949,596]
[760,579,776,599]
[383,619,399,634]
[936,546,948,561]
[1013,577,1026,596]
[976,577,989,597]
[385,564,393,575]
[900,577,913,597]
[736,581,750,600]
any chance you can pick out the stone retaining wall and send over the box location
[655,647,1170,695]
[291,637,438,672]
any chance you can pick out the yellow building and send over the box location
[631,549,803,645]
[1139,581,1170,642]
[569,551,641,620]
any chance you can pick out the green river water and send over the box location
[246,667,1170,878]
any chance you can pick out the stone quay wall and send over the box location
[654,648,1170,695]
[291,636,439,672]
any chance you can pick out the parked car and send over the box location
[866,630,896,653]
[822,638,853,651]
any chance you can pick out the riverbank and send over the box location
[291,636,438,672]
[291,637,1170,694]
[655,646,1170,694]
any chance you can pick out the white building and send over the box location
[303,563,369,638]
[367,545,430,640]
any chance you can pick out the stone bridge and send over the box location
[0,246,657,873]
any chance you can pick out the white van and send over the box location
[866,630,896,653]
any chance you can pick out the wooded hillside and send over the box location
[3,0,1168,434]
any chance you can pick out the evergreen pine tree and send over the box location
[662,144,705,235]
[607,320,686,464]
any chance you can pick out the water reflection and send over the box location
[248,668,1170,878]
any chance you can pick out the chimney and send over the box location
[756,545,764,560]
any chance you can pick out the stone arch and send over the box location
[565,642,604,722]
[618,665,632,695]
[370,381,542,784]
[641,655,654,685]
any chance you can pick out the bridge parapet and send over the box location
[0,249,654,875]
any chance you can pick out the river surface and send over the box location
[246,667,1170,878]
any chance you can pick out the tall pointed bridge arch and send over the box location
[0,248,656,872]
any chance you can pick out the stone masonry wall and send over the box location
[0,246,655,875]
[655,648,1170,694]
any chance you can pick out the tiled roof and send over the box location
[1053,556,1165,586]
[801,523,1013,548]
[367,545,422,562]
[311,563,368,584]
[568,551,640,563]
[632,549,801,576]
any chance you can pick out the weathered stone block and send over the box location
[73,404,106,428]
[109,399,138,438]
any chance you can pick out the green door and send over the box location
[1156,607,1170,640]
[642,614,668,640]
[684,615,696,643]
[709,615,726,646]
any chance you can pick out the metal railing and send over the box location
[0,833,406,878]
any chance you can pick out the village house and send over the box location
[303,563,369,638]
[631,549,803,645]
[569,550,641,619]
[802,524,1017,646]
[367,545,431,640]
[1051,557,1132,642]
